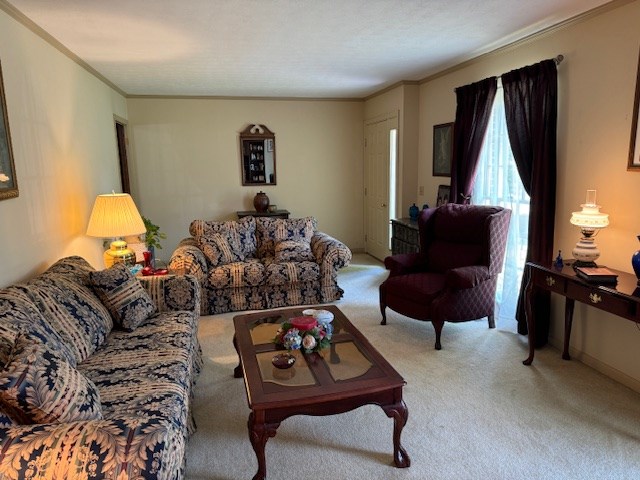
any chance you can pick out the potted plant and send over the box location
[142,216,167,264]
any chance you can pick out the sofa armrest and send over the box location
[0,417,182,480]
[445,265,491,289]
[138,274,201,314]
[168,238,208,284]
[311,232,352,269]
[384,253,425,276]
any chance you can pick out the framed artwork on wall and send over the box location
[436,184,450,207]
[628,49,640,171]
[0,61,18,201]
[433,122,453,177]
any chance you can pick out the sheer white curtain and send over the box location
[472,88,530,322]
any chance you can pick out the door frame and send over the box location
[364,111,399,260]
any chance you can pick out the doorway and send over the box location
[115,119,131,194]
[364,114,398,261]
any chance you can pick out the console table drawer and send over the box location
[566,283,635,318]
[531,269,566,294]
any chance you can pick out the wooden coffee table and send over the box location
[233,305,410,480]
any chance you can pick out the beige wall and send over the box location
[0,8,126,286]
[363,83,420,219]
[126,98,364,260]
[415,1,640,390]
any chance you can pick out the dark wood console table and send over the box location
[523,261,640,366]
[237,209,290,219]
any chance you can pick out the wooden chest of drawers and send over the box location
[391,218,419,255]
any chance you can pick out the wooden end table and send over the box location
[233,305,410,480]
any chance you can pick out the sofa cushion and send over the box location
[0,287,78,367]
[40,256,98,287]
[0,334,103,424]
[23,273,113,365]
[208,259,265,289]
[274,239,315,263]
[190,216,257,260]
[78,311,198,428]
[89,263,156,332]
[197,231,245,266]
[256,216,317,258]
[264,260,320,286]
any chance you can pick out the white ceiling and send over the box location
[6,0,614,98]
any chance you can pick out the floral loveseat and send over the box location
[0,256,202,480]
[169,216,352,314]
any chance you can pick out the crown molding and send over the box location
[126,94,363,102]
[1,0,633,101]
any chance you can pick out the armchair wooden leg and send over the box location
[487,315,495,329]
[380,304,387,325]
[432,320,443,350]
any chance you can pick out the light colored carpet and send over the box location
[185,254,640,480]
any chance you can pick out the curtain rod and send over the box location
[455,55,564,92]
[498,54,564,77]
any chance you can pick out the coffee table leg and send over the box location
[382,400,410,468]
[248,412,279,480]
[233,334,243,378]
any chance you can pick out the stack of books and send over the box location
[574,266,618,284]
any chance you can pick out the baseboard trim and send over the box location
[550,339,640,394]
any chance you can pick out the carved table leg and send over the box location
[563,298,575,360]
[233,334,243,378]
[382,400,411,468]
[248,412,279,480]
[523,268,536,366]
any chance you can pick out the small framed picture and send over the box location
[436,185,451,207]
[433,122,454,177]
[0,60,18,201]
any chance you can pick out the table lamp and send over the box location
[569,189,609,267]
[86,192,146,267]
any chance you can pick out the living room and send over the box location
[1,0,640,477]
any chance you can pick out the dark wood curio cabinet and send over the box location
[239,124,276,186]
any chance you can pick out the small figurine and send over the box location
[409,203,419,221]
[554,250,564,269]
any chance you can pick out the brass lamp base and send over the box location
[104,240,136,268]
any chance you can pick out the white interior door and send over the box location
[364,115,398,261]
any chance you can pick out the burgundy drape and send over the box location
[502,60,558,344]
[450,77,497,204]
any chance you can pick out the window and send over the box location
[473,89,529,322]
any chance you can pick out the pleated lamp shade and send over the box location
[86,193,146,267]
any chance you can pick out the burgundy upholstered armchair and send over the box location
[379,203,511,350]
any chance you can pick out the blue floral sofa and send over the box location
[0,256,202,480]
[169,216,352,314]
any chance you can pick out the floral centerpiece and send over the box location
[273,315,333,354]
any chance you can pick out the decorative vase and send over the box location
[632,235,640,285]
[143,251,153,268]
[409,203,419,221]
[253,191,270,212]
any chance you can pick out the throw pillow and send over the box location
[274,240,316,263]
[0,334,103,424]
[89,263,156,332]
[190,216,257,260]
[197,232,244,266]
[256,216,317,258]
